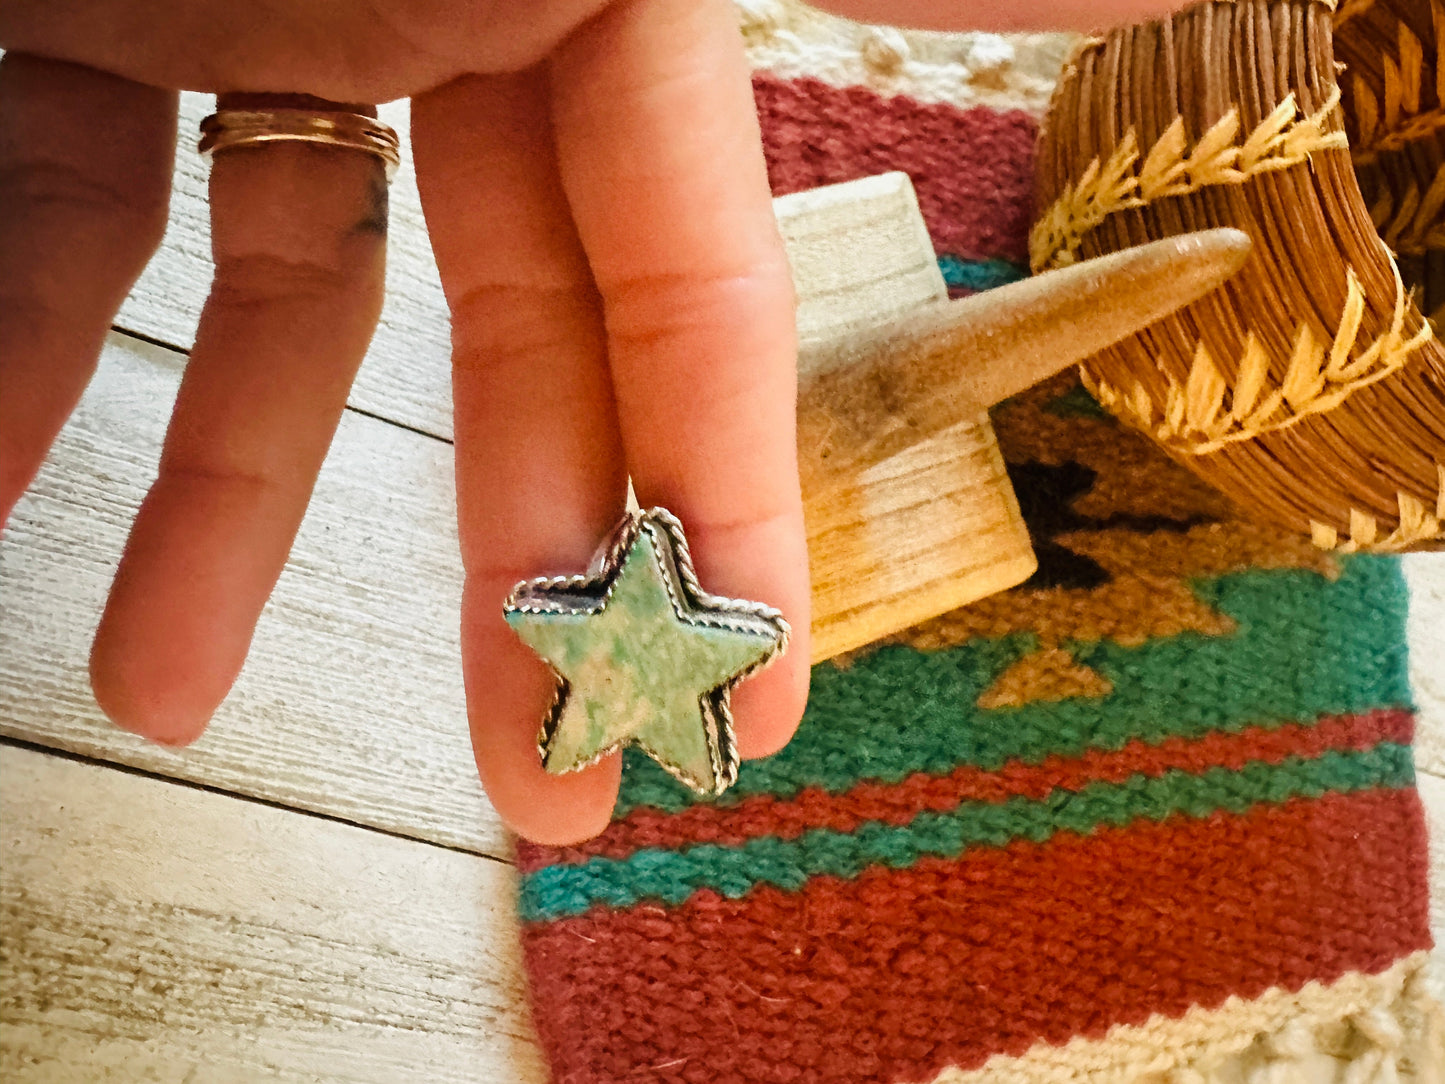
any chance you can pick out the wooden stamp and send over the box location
[778,173,1249,660]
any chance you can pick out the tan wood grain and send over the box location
[779,173,1036,660]
[0,330,505,857]
[0,743,545,1083]
[795,228,1253,477]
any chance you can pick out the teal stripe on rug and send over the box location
[521,742,1414,921]
[937,255,1028,292]
[616,557,1411,816]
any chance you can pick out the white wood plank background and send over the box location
[0,743,547,1083]
[0,332,504,857]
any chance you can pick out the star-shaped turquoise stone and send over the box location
[503,509,790,795]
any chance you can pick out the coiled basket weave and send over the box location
[1033,0,1445,552]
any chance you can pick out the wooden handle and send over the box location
[796,229,1251,491]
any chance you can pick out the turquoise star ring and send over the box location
[503,508,790,797]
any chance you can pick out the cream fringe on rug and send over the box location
[936,953,1443,1084]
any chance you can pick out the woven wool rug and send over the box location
[514,3,1443,1080]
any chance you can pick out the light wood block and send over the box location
[0,743,545,1082]
[0,331,504,858]
[779,173,1036,661]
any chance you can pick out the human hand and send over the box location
[0,0,1183,845]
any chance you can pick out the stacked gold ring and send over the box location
[198,108,401,181]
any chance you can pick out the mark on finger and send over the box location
[354,170,389,237]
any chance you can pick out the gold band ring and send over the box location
[198,109,401,181]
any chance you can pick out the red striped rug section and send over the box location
[516,708,1412,872]
[754,72,1038,262]
[522,789,1432,1084]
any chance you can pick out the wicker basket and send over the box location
[1033,0,1444,552]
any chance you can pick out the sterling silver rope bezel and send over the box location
[502,507,790,797]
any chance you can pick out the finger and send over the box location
[0,0,605,103]
[0,54,174,526]
[90,96,387,743]
[550,0,810,758]
[806,0,1192,32]
[413,70,629,845]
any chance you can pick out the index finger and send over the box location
[548,0,810,757]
